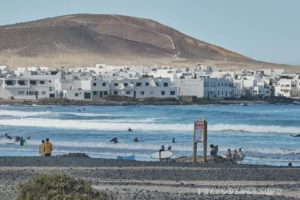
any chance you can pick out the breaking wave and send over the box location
[0,118,299,134]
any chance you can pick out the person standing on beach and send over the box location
[44,138,52,157]
[39,140,45,156]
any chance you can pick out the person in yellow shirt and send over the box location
[39,140,45,156]
[44,138,53,157]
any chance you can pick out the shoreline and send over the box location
[0,156,299,200]
[0,97,297,106]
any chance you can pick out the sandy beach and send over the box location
[0,156,299,200]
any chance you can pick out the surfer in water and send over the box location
[291,134,300,137]
[4,133,12,140]
[110,137,118,143]
[133,137,139,142]
[128,127,133,132]
[15,136,21,143]
[172,138,176,143]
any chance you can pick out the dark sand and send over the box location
[0,157,299,200]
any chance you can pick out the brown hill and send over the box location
[0,14,297,71]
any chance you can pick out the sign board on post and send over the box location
[193,119,207,163]
[194,120,204,143]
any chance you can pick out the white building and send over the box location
[110,76,177,99]
[0,77,49,99]
[175,77,234,99]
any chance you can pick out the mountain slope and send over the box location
[0,14,294,70]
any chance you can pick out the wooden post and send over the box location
[203,120,207,162]
[193,139,197,163]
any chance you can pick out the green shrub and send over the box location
[17,174,110,200]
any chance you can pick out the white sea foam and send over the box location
[0,118,299,134]
[0,110,52,117]
[28,140,190,151]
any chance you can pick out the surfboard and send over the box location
[151,151,173,159]
[116,155,135,160]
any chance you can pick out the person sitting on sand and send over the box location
[225,149,232,161]
[233,149,239,160]
[210,144,218,156]
[238,148,243,159]
[133,137,139,142]
[172,138,176,143]
[128,127,133,132]
[159,145,165,158]
[110,137,118,143]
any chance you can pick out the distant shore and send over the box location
[0,156,299,200]
[0,96,297,106]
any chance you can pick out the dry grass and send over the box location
[17,174,111,200]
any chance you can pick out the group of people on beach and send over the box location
[210,144,244,161]
[226,148,244,161]
[39,138,53,156]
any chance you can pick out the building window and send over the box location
[49,80,51,83]
[114,83,118,86]
[93,83,96,86]
[124,83,128,87]
[164,83,168,87]
[49,87,53,91]
[75,93,79,97]
[42,91,46,95]
[145,82,149,86]
[104,91,108,95]
[170,91,175,95]
[155,82,159,87]
[93,91,97,95]
[102,83,106,86]
[161,91,165,95]
[126,91,131,95]
[6,80,14,85]
[18,91,24,95]
[30,80,36,85]
[27,91,35,95]
[222,91,224,95]
[218,91,220,95]
[40,81,45,85]
[113,91,118,95]
[221,83,223,86]
[140,91,144,95]
[19,81,26,85]
[136,82,142,87]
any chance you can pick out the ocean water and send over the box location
[0,104,300,166]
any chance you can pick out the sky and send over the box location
[0,0,299,65]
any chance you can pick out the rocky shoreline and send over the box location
[0,95,297,106]
[0,156,299,200]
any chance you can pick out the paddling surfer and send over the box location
[291,134,300,137]
[133,137,139,142]
[128,127,133,132]
[110,137,118,143]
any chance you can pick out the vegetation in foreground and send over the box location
[17,174,111,200]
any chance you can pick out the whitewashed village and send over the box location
[0,64,299,101]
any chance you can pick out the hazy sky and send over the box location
[0,0,299,65]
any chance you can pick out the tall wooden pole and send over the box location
[193,121,197,163]
[203,120,207,162]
